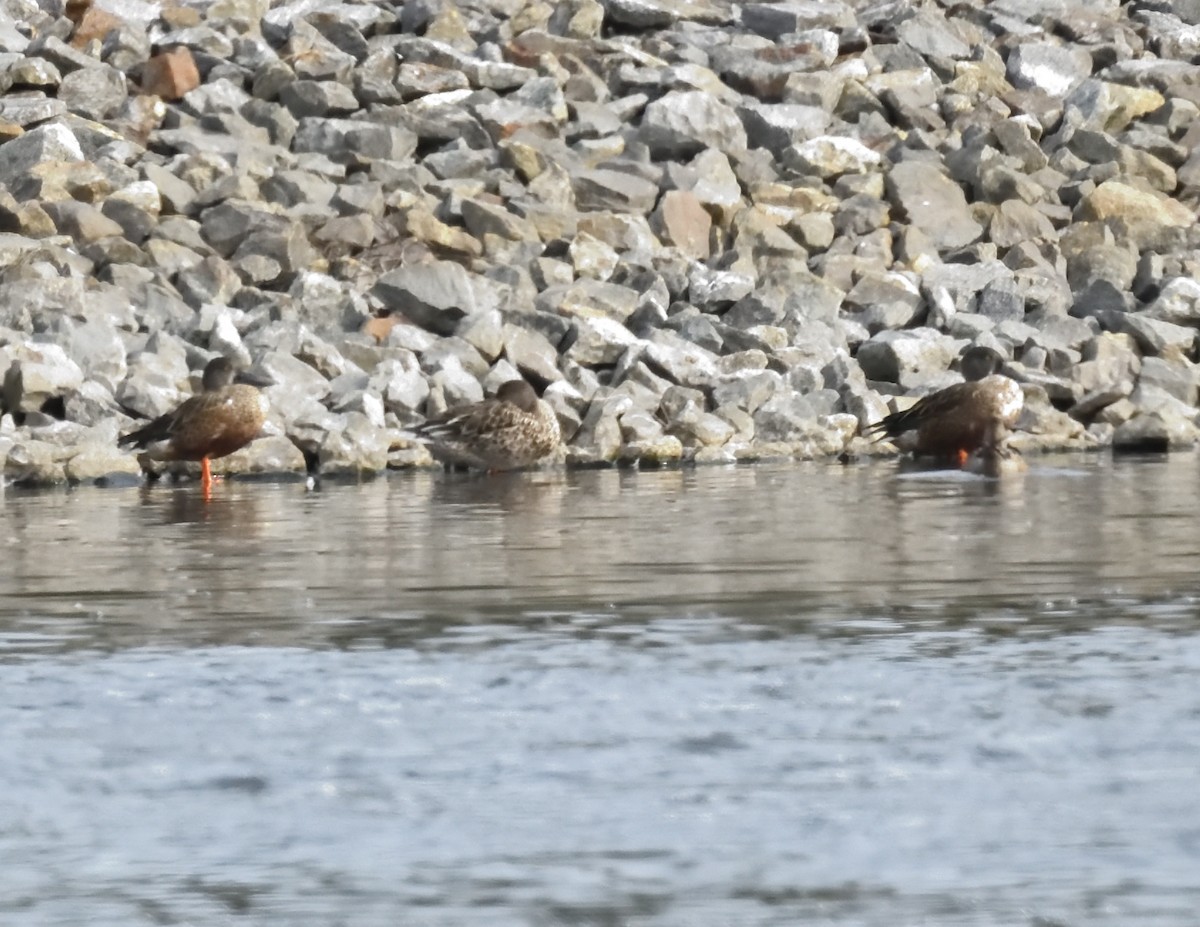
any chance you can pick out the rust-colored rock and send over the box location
[141,47,200,101]
[71,7,123,47]
[655,190,713,260]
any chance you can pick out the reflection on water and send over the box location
[3,453,1200,925]
[4,453,1200,653]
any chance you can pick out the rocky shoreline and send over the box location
[1,0,1200,486]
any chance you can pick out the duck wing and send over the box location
[863,381,980,441]
[414,398,523,443]
[117,394,207,449]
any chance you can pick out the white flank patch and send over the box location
[997,377,1023,419]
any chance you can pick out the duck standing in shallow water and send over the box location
[118,356,272,491]
[413,379,560,471]
[864,346,1023,466]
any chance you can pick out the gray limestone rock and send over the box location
[1112,401,1200,452]
[897,8,972,60]
[1074,181,1193,252]
[0,95,68,128]
[291,328,350,380]
[1142,278,1200,327]
[742,0,854,36]
[0,124,84,177]
[279,79,360,119]
[886,161,983,252]
[504,325,563,384]
[643,330,720,388]
[176,255,242,309]
[61,320,127,393]
[6,438,70,485]
[217,434,307,477]
[318,411,390,475]
[856,330,959,385]
[65,440,144,484]
[58,64,128,121]
[1138,357,1199,405]
[567,316,643,367]
[428,360,484,411]
[572,169,659,214]
[421,337,489,381]
[372,262,490,336]
[688,266,755,312]
[292,117,417,162]
[640,90,748,159]
[456,309,505,363]
[1063,80,1165,134]
[568,392,630,465]
[844,273,923,333]
[3,343,86,413]
[290,271,369,335]
[737,101,830,156]
[1006,42,1092,98]
[536,279,639,322]
[43,202,125,243]
[231,221,315,285]
[260,170,338,210]
[602,0,731,27]
[675,315,723,354]
[785,135,880,177]
[752,388,835,442]
[670,399,738,448]
[64,380,124,427]
[1118,314,1197,358]
[712,370,780,414]
[370,355,431,414]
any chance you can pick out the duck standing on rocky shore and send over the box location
[864,346,1024,466]
[118,356,273,492]
[411,379,561,472]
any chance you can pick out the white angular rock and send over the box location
[640,90,748,158]
[0,124,84,177]
[3,343,86,413]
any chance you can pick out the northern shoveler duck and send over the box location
[118,356,272,490]
[863,346,1023,465]
[413,379,561,471]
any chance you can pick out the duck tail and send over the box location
[409,417,460,443]
[862,408,914,441]
[117,414,172,449]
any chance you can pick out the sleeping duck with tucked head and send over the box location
[411,379,561,472]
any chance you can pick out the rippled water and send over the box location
[3,454,1200,925]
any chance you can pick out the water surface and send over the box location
[3,454,1200,925]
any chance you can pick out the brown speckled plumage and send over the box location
[863,347,1023,462]
[414,380,561,471]
[118,357,271,483]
